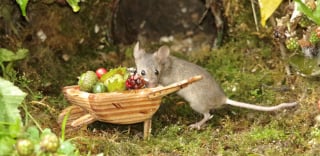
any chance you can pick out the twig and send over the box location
[270,16,292,75]
[21,103,43,132]
[198,8,209,26]
[251,0,259,31]
[29,96,57,114]
[278,41,292,75]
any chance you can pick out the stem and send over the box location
[251,0,259,31]
[21,103,43,132]
[0,63,7,78]
[61,111,70,141]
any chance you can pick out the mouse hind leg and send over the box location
[189,112,213,130]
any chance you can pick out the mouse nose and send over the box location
[146,83,157,88]
[144,79,158,88]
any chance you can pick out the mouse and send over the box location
[133,42,298,129]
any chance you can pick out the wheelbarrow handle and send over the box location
[147,75,203,99]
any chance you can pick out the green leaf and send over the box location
[58,140,78,155]
[60,111,70,141]
[40,128,53,138]
[66,0,81,12]
[294,0,320,25]
[0,48,29,63]
[8,119,22,138]
[15,0,29,17]
[26,126,40,143]
[0,136,16,155]
[0,77,27,123]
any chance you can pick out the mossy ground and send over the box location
[33,35,320,155]
[3,0,320,155]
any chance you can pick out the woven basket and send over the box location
[58,75,202,138]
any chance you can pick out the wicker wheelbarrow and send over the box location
[58,75,203,138]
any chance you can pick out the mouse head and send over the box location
[133,42,170,87]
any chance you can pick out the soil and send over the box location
[112,0,218,44]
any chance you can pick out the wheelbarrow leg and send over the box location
[143,119,152,139]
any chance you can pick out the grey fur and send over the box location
[133,42,297,129]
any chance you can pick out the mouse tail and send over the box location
[225,98,298,111]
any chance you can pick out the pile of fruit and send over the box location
[78,67,146,93]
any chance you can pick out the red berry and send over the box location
[125,73,145,90]
[126,80,132,88]
[95,68,107,79]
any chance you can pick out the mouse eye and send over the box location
[141,70,146,76]
[155,69,159,75]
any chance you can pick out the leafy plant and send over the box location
[67,0,81,12]
[259,0,320,26]
[0,78,80,155]
[15,0,81,17]
[15,0,29,17]
[295,0,320,25]
[15,127,80,156]
[0,48,28,81]
[0,77,27,155]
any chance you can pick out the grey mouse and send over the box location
[133,42,298,129]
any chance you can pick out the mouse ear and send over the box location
[154,45,170,63]
[133,42,145,59]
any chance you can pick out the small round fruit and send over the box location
[309,31,320,44]
[78,71,98,92]
[40,133,59,153]
[285,37,299,51]
[16,139,34,156]
[298,16,312,28]
[92,82,107,93]
[95,67,107,79]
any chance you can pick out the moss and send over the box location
[247,126,287,143]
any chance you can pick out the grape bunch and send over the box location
[125,72,146,90]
